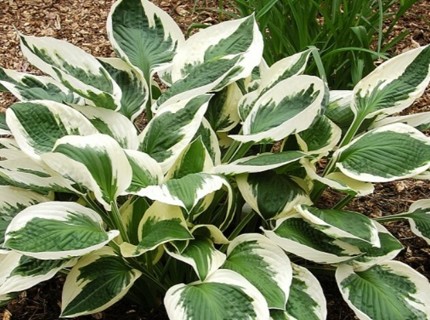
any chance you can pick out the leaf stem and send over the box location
[220,210,255,251]
[333,194,355,210]
[110,201,130,243]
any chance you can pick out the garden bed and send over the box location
[1,1,430,319]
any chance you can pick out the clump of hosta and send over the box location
[1,0,430,319]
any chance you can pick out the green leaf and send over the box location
[336,262,430,320]
[296,205,380,247]
[120,201,192,257]
[61,247,141,317]
[224,234,292,309]
[215,151,305,175]
[19,34,121,109]
[353,45,430,119]
[4,202,118,260]
[155,15,263,109]
[0,67,82,104]
[231,75,325,143]
[6,101,98,159]
[263,215,361,264]
[0,251,73,297]
[139,95,211,172]
[108,0,184,79]
[41,134,132,210]
[98,57,149,121]
[334,123,430,182]
[0,186,50,247]
[164,269,269,320]
[237,172,310,220]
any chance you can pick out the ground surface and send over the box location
[1,0,430,319]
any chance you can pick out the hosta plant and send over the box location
[1,0,430,319]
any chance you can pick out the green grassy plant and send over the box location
[234,0,418,89]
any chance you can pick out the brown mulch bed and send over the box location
[1,0,430,319]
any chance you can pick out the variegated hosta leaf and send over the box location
[121,201,192,257]
[380,199,430,245]
[166,236,226,281]
[164,269,270,320]
[41,134,132,210]
[296,205,380,248]
[0,137,19,150]
[19,34,121,109]
[0,67,82,104]
[231,75,325,143]
[124,150,163,193]
[139,95,210,172]
[296,115,342,156]
[165,137,214,180]
[336,261,430,320]
[263,214,361,264]
[0,155,77,193]
[6,100,98,159]
[237,172,310,220]
[205,83,242,132]
[108,0,184,80]
[258,49,312,97]
[4,202,118,260]
[238,89,260,122]
[325,90,354,131]
[302,159,374,196]
[371,111,430,131]
[244,59,269,93]
[347,222,403,271]
[352,45,430,119]
[166,224,230,271]
[120,197,150,244]
[270,263,326,320]
[61,247,142,317]
[0,251,73,296]
[98,57,149,121]
[133,173,228,214]
[155,15,263,109]
[224,234,292,310]
[334,123,430,182]
[0,186,50,248]
[72,104,139,150]
[193,117,222,166]
[229,50,312,123]
[190,224,229,245]
[215,151,305,175]
[0,112,10,136]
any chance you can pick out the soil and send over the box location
[1,0,430,319]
